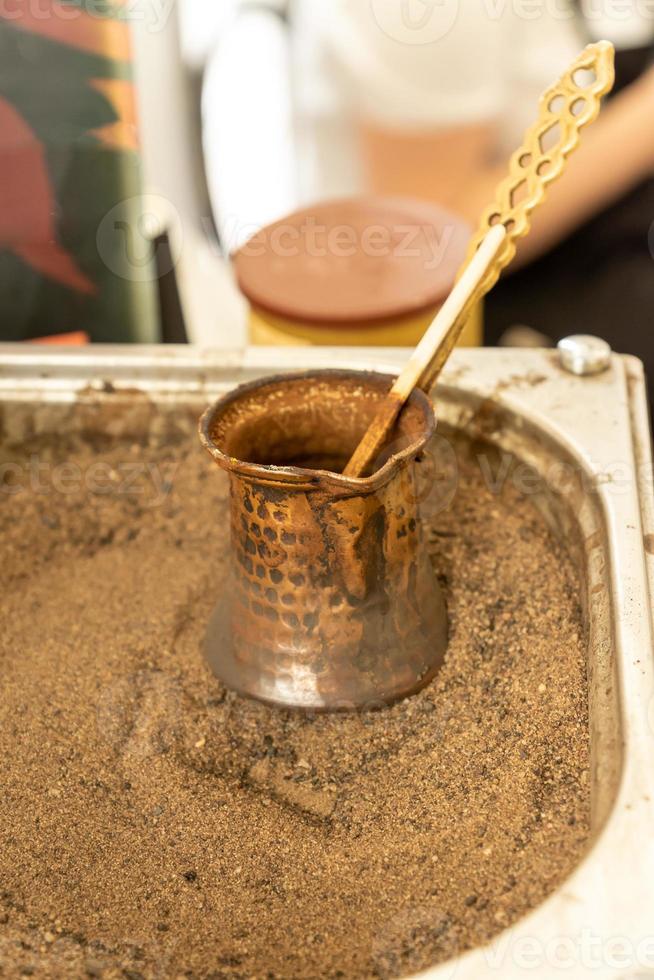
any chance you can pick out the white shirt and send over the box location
[190,0,652,237]
[305,0,587,155]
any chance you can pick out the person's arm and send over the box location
[360,67,654,266]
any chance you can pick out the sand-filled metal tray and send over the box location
[1,343,653,980]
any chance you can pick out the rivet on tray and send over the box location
[557,335,612,376]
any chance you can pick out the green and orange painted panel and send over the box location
[0,0,159,341]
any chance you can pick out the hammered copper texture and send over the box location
[199,371,448,711]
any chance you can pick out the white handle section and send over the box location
[394,224,507,397]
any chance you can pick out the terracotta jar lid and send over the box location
[233,196,470,326]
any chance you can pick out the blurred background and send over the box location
[0,1,652,376]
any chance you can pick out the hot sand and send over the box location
[0,426,589,978]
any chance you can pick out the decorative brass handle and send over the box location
[419,40,615,392]
[344,41,615,477]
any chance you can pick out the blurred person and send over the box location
[195,0,653,375]
[321,1,654,376]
